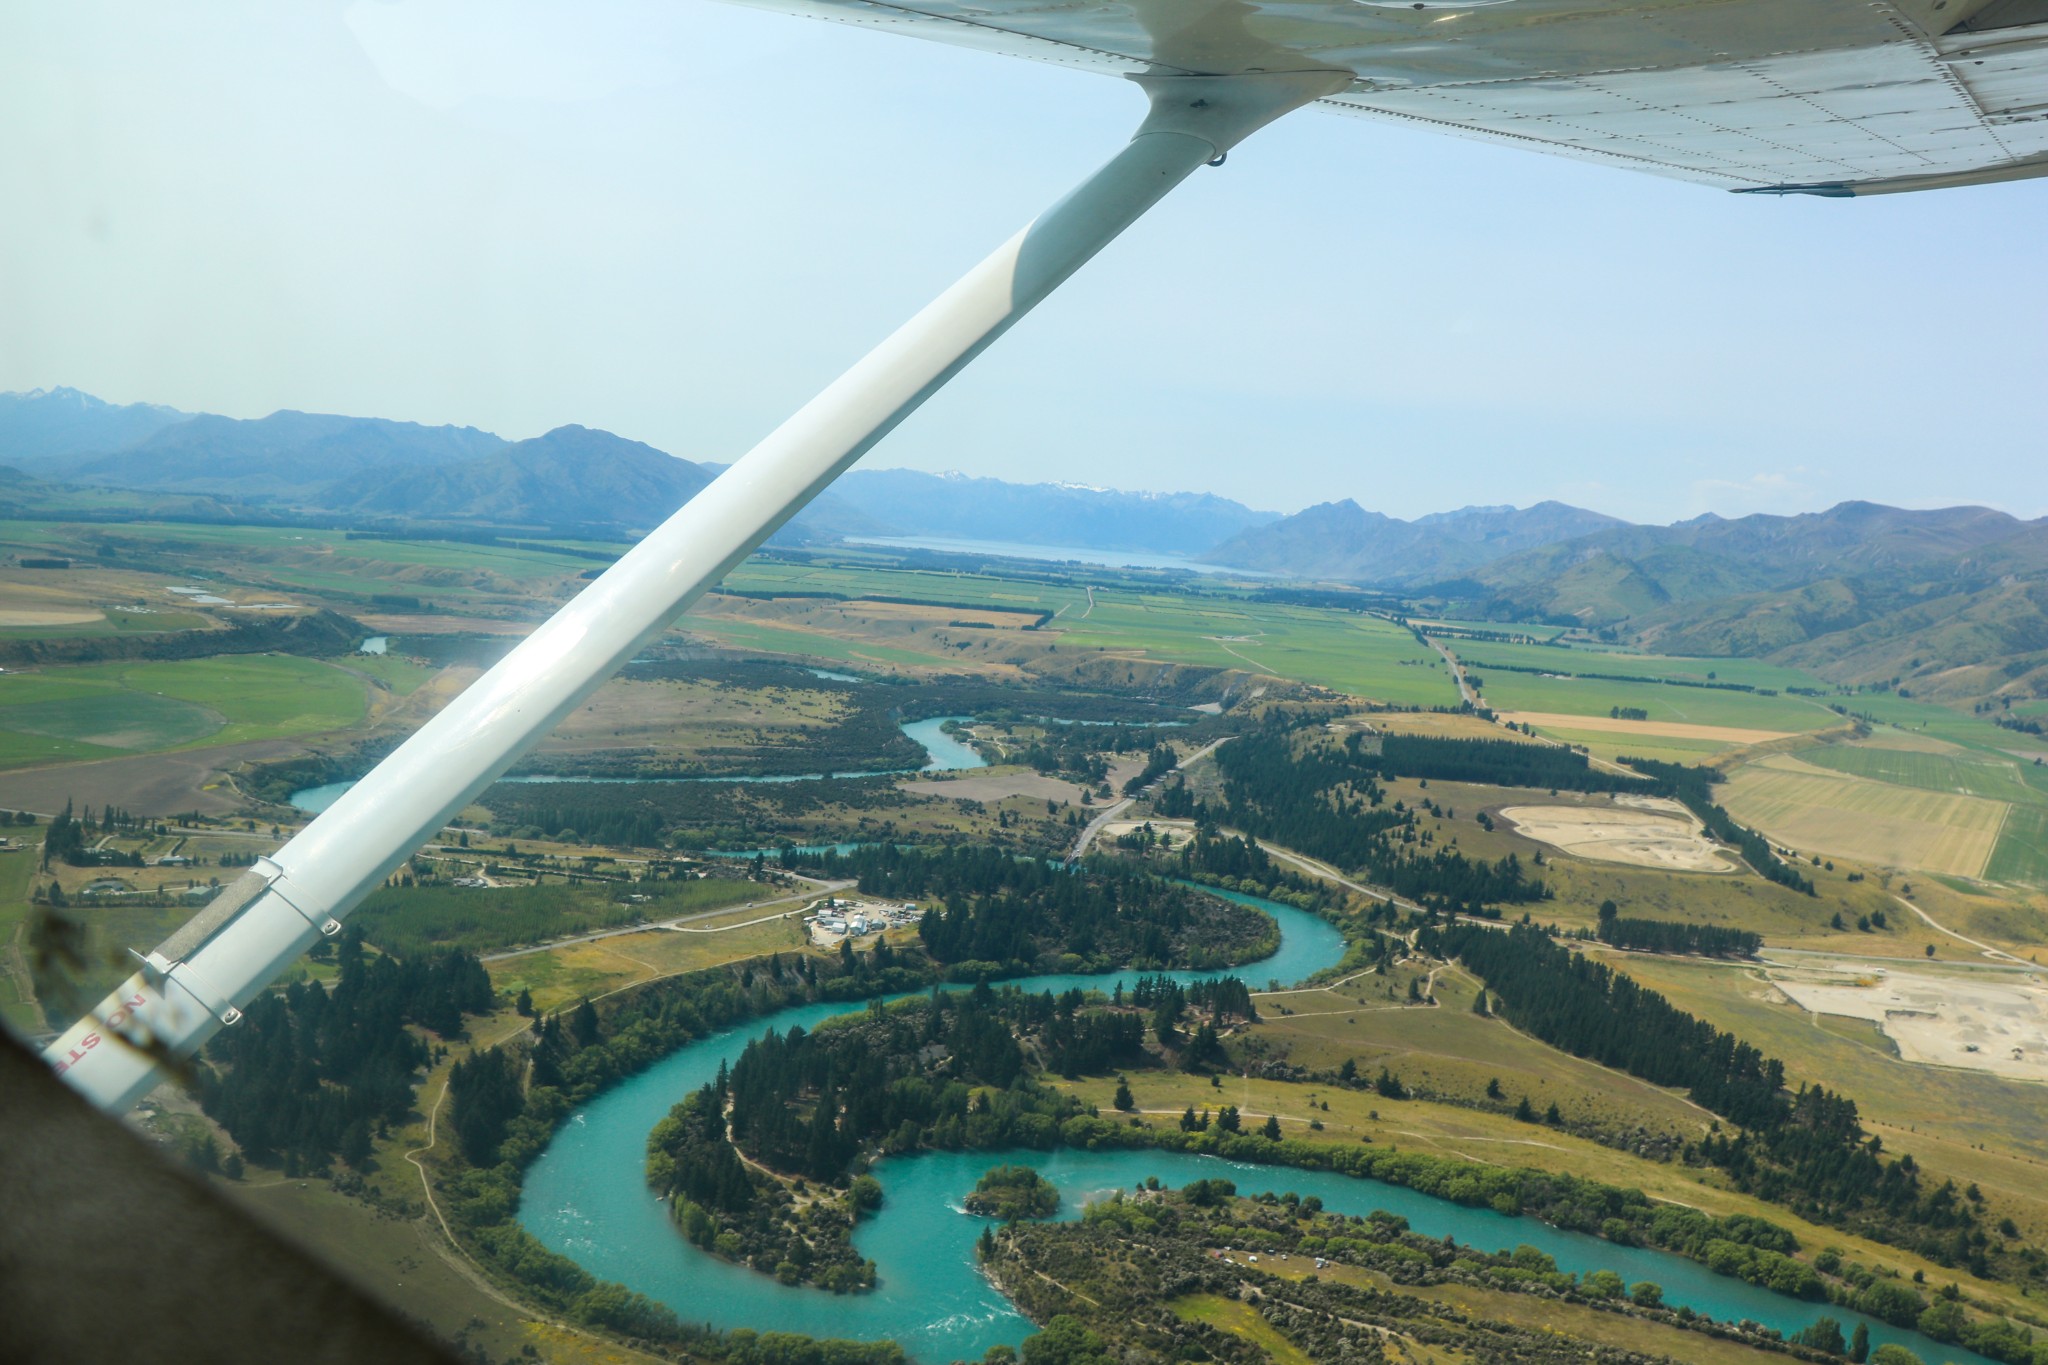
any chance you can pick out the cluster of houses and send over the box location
[805,896,922,946]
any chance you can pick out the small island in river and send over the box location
[965,1165,1061,1221]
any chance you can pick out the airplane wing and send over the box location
[719,0,2048,195]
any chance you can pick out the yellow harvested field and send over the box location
[0,607,104,626]
[1498,798,1733,873]
[1722,754,2008,877]
[1500,711,1795,745]
[1368,711,1516,741]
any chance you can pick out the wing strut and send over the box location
[43,69,1347,1112]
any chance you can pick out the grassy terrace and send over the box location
[0,655,369,769]
[1448,639,1830,693]
[1053,596,1458,706]
[719,557,1092,614]
[1472,670,1840,732]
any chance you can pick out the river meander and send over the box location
[516,891,1990,1365]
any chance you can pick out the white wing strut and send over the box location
[43,70,1347,1113]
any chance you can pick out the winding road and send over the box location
[1067,738,1229,861]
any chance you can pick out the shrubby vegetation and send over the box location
[481,775,910,850]
[990,1182,1855,1365]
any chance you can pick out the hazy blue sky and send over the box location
[3,0,2042,523]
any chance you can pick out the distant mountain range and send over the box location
[1450,501,2048,702]
[0,387,190,460]
[4,387,2043,704]
[824,469,1276,554]
[0,388,1270,550]
[1200,499,1627,583]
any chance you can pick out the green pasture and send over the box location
[1799,744,2045,807]
[1471,669,1837,732]
[1057,595,1458,706]
[1847,694,2048,759]
[719,557,1091,615]
[1535,726,1732,767]
[1414,617,1568,641]
[336,653,438,695]
[348,874,761,957]
[1452,640,1828,693]
[328,536,590,584]
[0,655,368,768]
[1986,806,2048,885]
[676,615,956,668]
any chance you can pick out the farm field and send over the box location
[1720,754,2008,877]
[1524,723,1735,767]
[1985,805,2048,885]
[1798,740,2046,806]
[1057,597,1457,706]
[1842,693,2048,763]
[335,652,439,695]
[1450,640,1828,693]
[1411,617,1568,641]
[675,611,961,668]
[0,655,368,770]
[346,874,766,958]
[484,904,821,1012]
[718,557,1091,616]
[1471,669,1837,733]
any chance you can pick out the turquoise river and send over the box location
[518,891,1991,1365]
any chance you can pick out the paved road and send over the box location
[1067,737,1229,861]
[1424,634,1478,707]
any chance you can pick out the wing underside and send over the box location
[724,0,2048,193]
